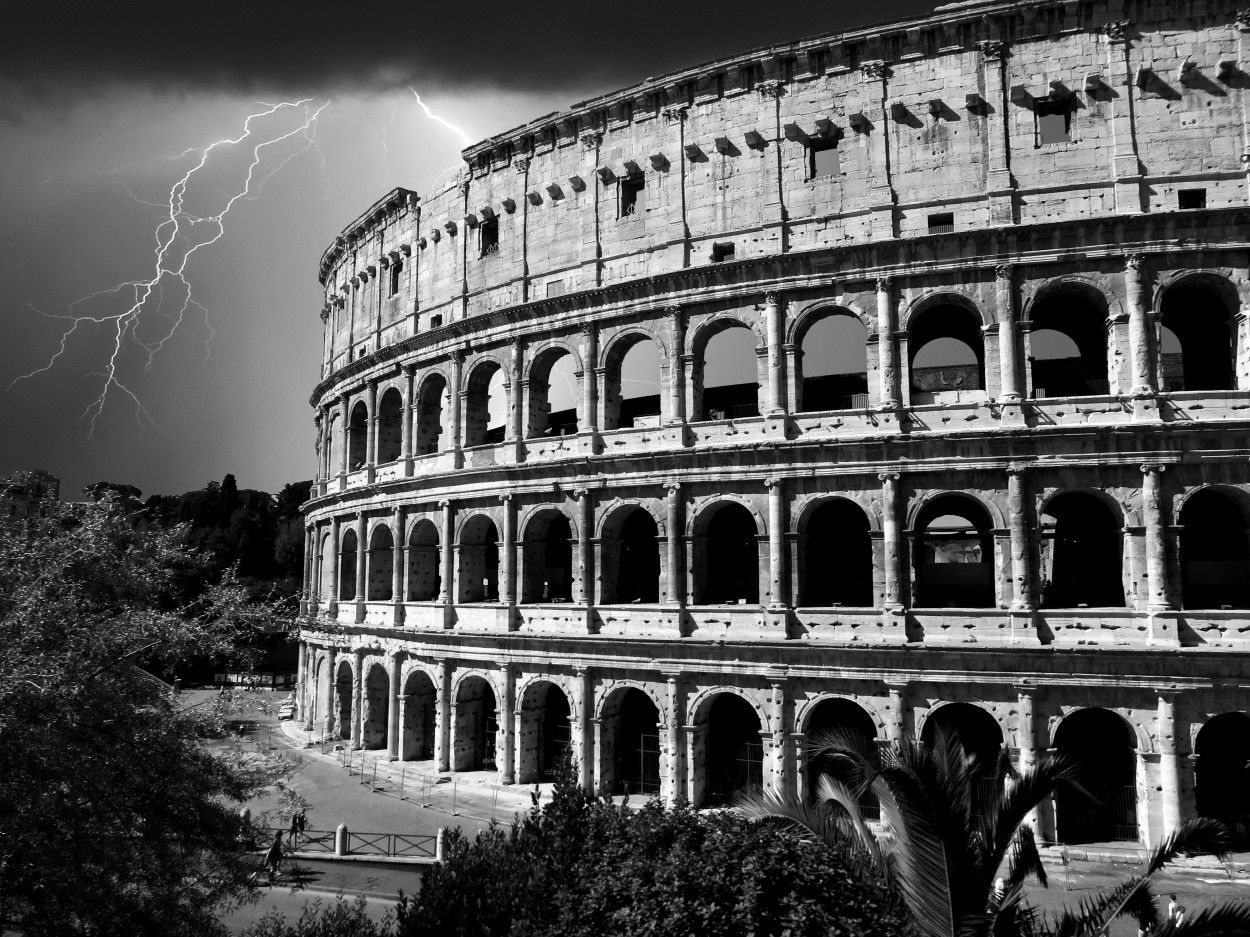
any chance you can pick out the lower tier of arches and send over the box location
[296,629,1250,850]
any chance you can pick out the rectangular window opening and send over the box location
[620,177,645,218]
[711,242,735,263]
[928,212,954,234]
[1179,188,1207,210]
[388,262,402,297]
[809,139,841,180]
[1035,98,1070,145]
[430,314,443,329]
[480,217,499,256]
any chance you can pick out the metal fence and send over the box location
[266,828,437,859]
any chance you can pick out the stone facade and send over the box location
[298,0,1250,849]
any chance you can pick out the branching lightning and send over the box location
[10,99,330,435]
[408,88,472,148]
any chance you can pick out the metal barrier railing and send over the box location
[264,827,438,859]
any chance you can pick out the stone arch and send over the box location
[690,497,765,605]
[916,700,1005,765]
[1025,279,1113,398]
[910,492,999,609]
[791,304,871,413]
[689,687,768,807]
[785,300,872,344]
[795,495,875,607]
[905,294,988,399]
[400,665,437,762]
[1178,486,1250,609]
[687,494,768,537]
[415,370,449,456]
[688,685,771,735]
[596,499,667,539]
[1052,706,1141,844]
[1038,490,1126,608]
[456,513,500,603]
[325,410,343,477]
[601,330,666,430]
[361,661,390,750]
[452,671,499,772]
[595,679,668,723]
[526,342,582,437]
[800,695,881,814]
[339,527,359,601]
[899,289,992,331]
[317,531,335,602]
[1156,271,1239,392]
[366,523,395,601]
[599,683,664,795]
[333,657,354,741]
[520,506,577,603]
[689,315,764,422]
[406,516,441,602]
[686,313,766,358]
[1194,711,1250,842]
[1021,275,1118,321]
[598,501,663,604]
[463,356,509,447]
[516,677,575,784]
[347,400,369,470]
[376,386,404,464]
[907,488,1006,531]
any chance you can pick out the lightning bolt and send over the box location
[9,99,331,435]
[408,88,472,148]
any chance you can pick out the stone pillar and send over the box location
[1125,256,1156,396]
[351,648,365,748]
[667,305,685,424]
[295,640,307,722]
[1104,20,1145,213]
[499,494,516,607]
[1142,464,1171,610]
[439,500,454,605]
[876,277,898,409]
[768,679,789,794]
[581,325,598,444]
[401,364,416,472]
[328,516,340,615]
[301,526,315,617]
[392,505,406,624]
[663,673,684,802]
[323,646,338,738]
[766,478,785,608]
[448,350,464,465]
[577,668,593,794]
[879,472,903,607]
[765,291,785,414]
[387,652,402,760]
[339,392,351,480]
[313,410,325,484]
[979,38,1017,224]
[435,660,451,772]
[576,489,594,605]
[666,484,684,608]
[996,264,1022,401]
[354,513,367,623]
[1158,691,1182,835]
[501,666,516,785]
[1007,467,1033,609]
[1016,685,1041,833]
[366,380,379,480]
[885,682,908,746]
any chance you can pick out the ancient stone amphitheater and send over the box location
[297,0,1250,849]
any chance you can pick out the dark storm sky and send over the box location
[0,0,937,500]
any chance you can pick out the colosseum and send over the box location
[296,0,1250,850]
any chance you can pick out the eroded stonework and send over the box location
[298,0,1250,848]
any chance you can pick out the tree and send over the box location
[0,495,288,936]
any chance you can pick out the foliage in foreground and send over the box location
[245,761,907,937]
[0,496,290,937]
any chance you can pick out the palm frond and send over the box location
[1156,899,1250,936]
[1045,875,1150,937]
[1145,818,1230,875]
[813,774,885,866]
[733,787,841,847]
[1005,823,1047,891]
[983,754,1089,879]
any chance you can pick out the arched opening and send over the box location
[415,374,448,455]
[318,533,334,602]
[1040,493,1125,608]
[366,525,394,601]
[908,304,985,402]
[518,681,573,784]
[797,311,869,412]
[1054,708,1138,844]
[522,511,574,603]
[406,519,441,602]
[401,669,437,762]
[376,388,403,463]
[464,362,507,447]
[698,323,759,421]
[603,337,663,430]
[457,515,499,603]
[700,693,763,806]
[601,507,661,604]
[348,401,369,470]
[339,529,359,601]
[913,495,994,608]
[801,499,873,606]
[528,349,579,437]
[921,702,1004,820]
[334,660,353,741]
[1195,713,1250,846]
[600,687,661,795]
[312,657,328,735]
[1027,290,1109,397]
[327,414,342,477]
[804,698,879,818]
[362,663,389,750]
[453,675,497,772]
[1160,283,1235,391]
[1180,489,1250,609]
[695,502,760,605]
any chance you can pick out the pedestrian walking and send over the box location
[288,812,299,845]
[296,810,307,836]
[265,831,283,884]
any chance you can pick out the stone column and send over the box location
[996,264,1022,401]
[508,341,525,443]
[879,472,903,607]
[294,640,307,722]
[351,648,365,748]
[499,494,515,608]
[766,478,786,608]
[885,681,908,747]
[581,325,598,445]
[1125,256,1156,396]
[448,350,464,466]
[401,364,416,473]
[666,484,684,607]
[978,39,1016,224]
[435,660,451,772]
[392,505,406,624]
[328,516,340,615]
[501,666,516,785]
[1142,464,1170,610]
[765,291,785,414]
[576,489,594,605]
[1158,691,1182,835]
[339,392,350,480]
[313,410,325,485]
[366,379,379,481]
[768,679,789,794]
[876,277,898,409]
[354,513,367,623]
[667,305,685,424]
[439,500,454,605]
[663,673,684,802]
[577,668,593,794]
[1007,467,1033,609]
[1016,685,1040,832]
[387,652,402,760]
[323,646,338,738]
[301,526,315,617]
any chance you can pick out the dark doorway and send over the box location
[1040,493,1125,608]
[1161,284,1234,391]
[802,499,873,606]
[701,502,760,604]
[1054,708,1138,844]
[704,693,763,806]
[914,496,995,608]
[805,698,879,818]
[1180,489,1250,609]
[1196,713,1250,846]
